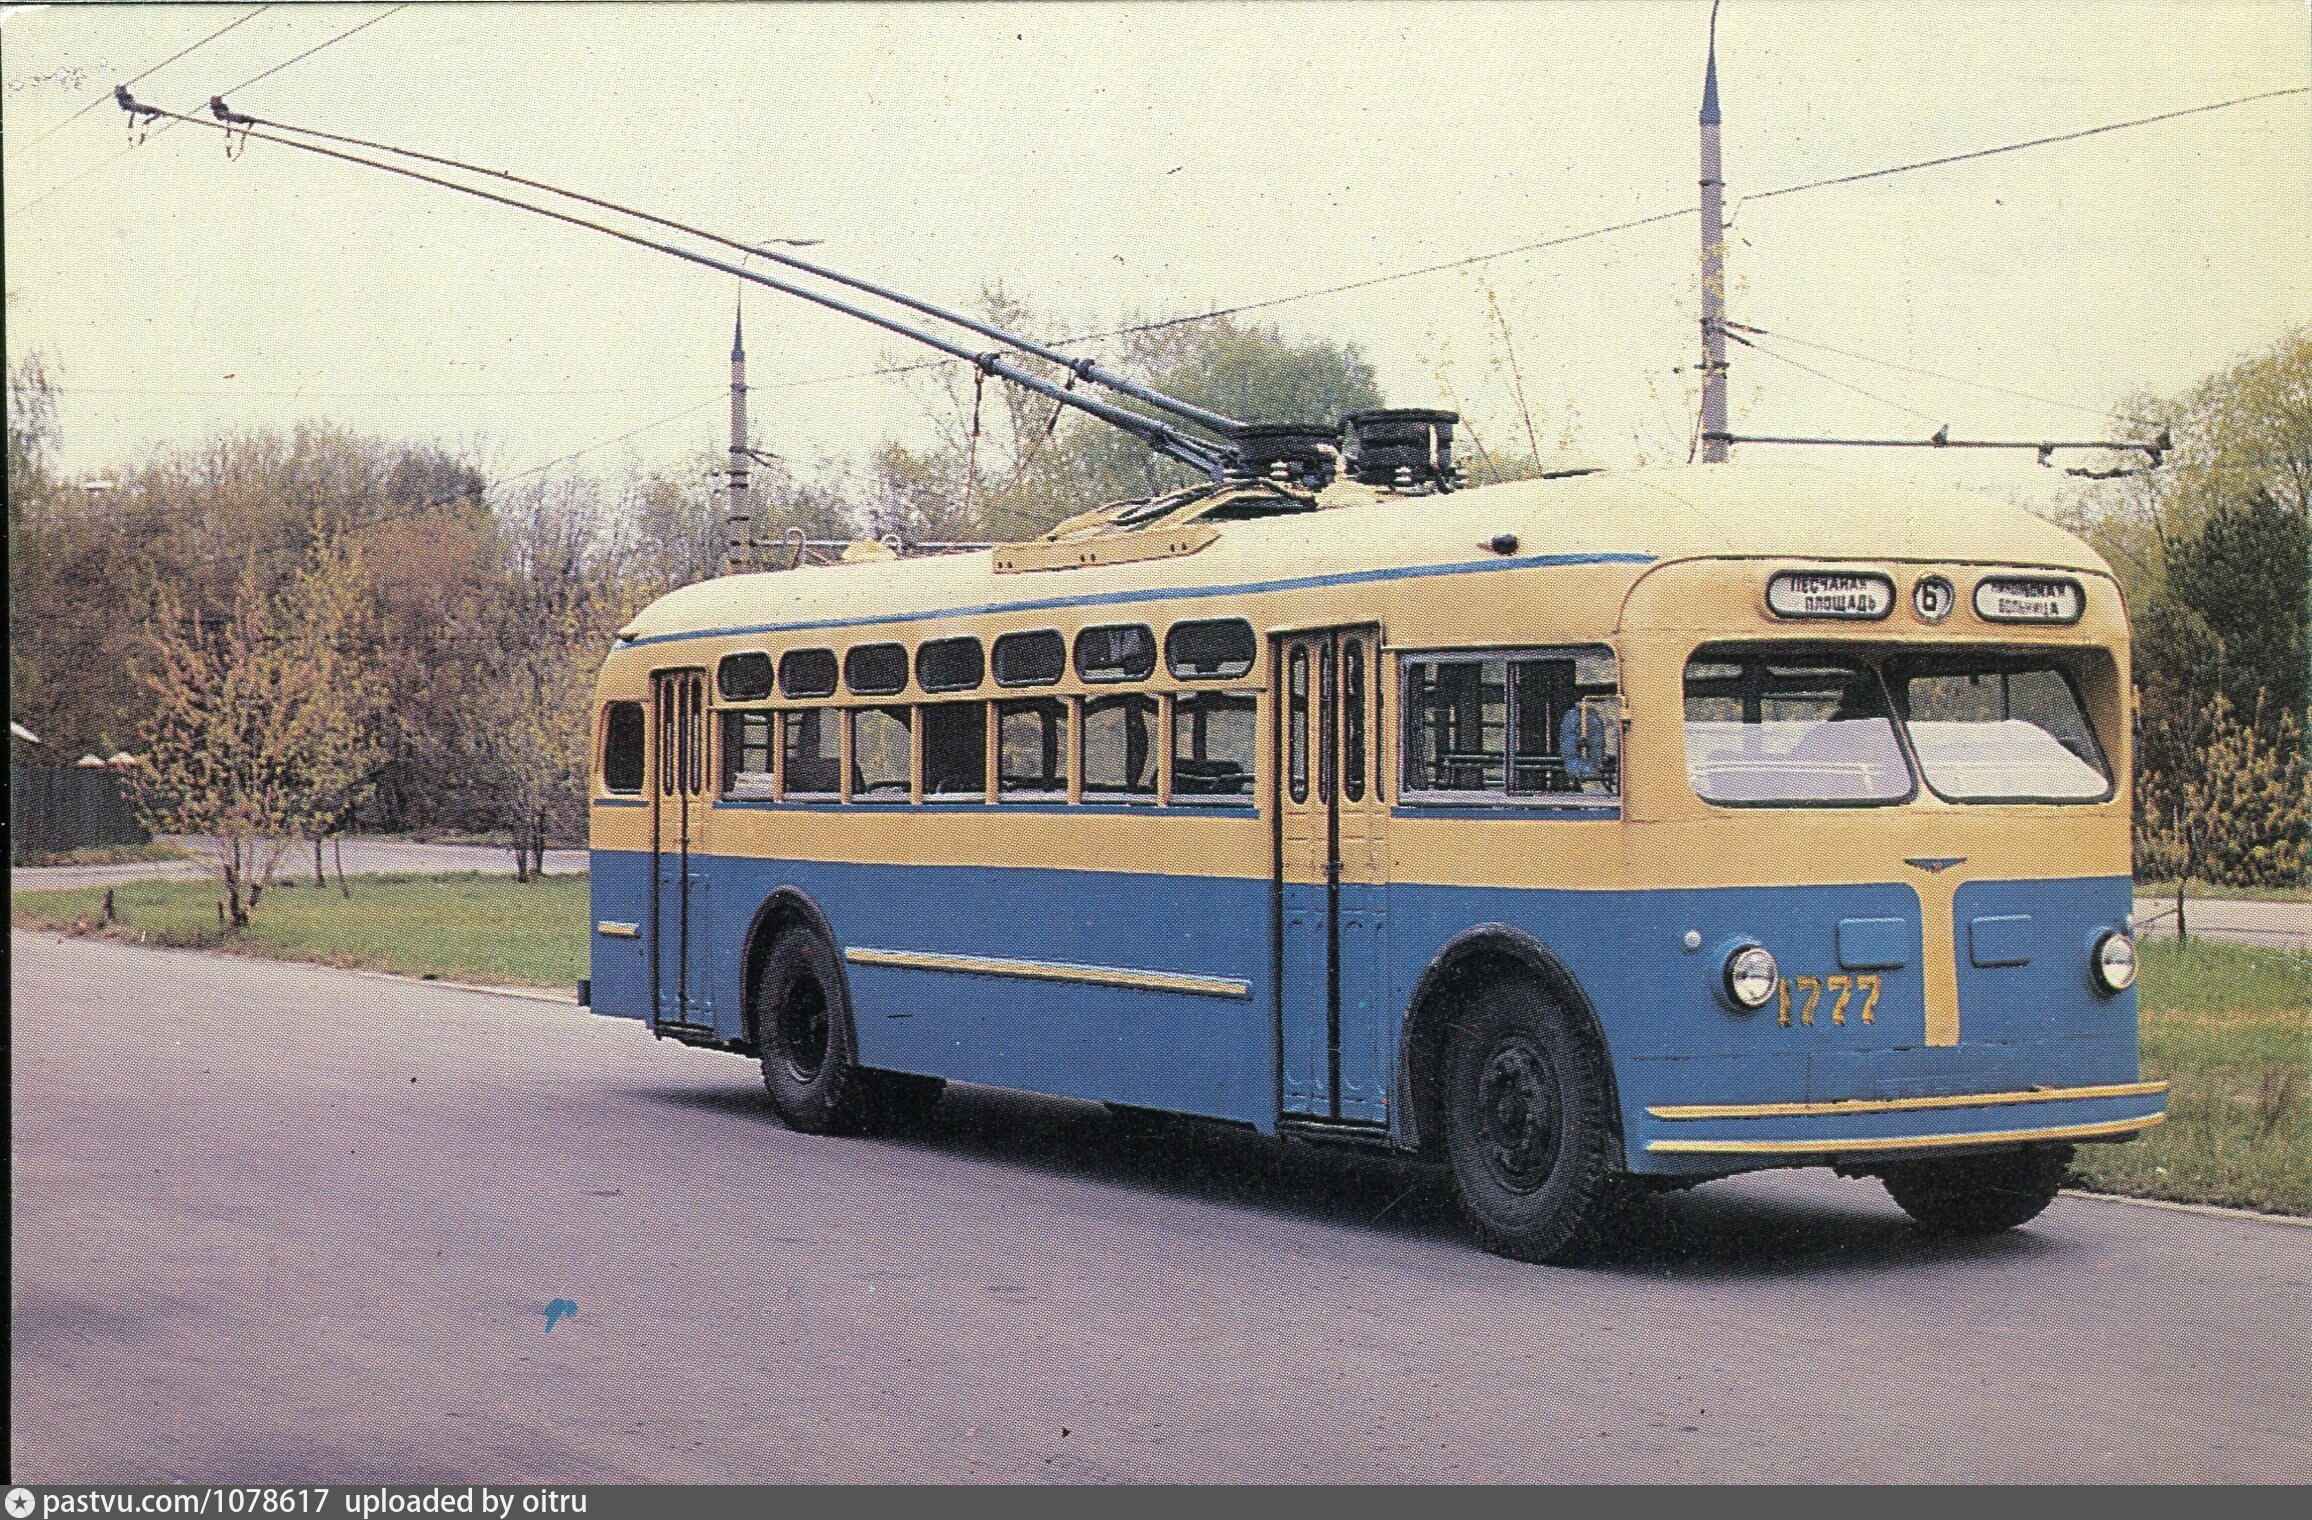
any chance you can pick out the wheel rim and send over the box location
[776,974,830,1082]
[1473,1036,1562,1194]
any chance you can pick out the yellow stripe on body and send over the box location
[1647,1112,2164,1156]
[1649,1079,2167,1121]
[844,945,1251,1000]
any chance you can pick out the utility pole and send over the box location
[1698,0,1730,462]
[724,294,753,572]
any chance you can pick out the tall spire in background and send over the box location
[724,291,752,572]
[1698,0,1730,462]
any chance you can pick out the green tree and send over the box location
[2063,327,2311,613]
[875,291,1387,541]
[133,537,383,926]
[2160,489,2308,738]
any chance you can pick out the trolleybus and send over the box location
[586,451,2164,1262]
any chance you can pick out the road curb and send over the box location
[333,965,582,1006]
[2061,1188,2310,1228]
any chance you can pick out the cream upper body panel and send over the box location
[598,461,2123,700]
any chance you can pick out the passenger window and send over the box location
[850,706,912,797]
[1342,640,1367,802]
[845,643,909,697]
[1403,648,1620,807]
[781,709,841,797]
[917,636,985,693]
[717,652,774,701]
[923,702,987,798]
[1166,618,1257,680]
[1082,693,1158,800]
[602,701,646,793]
[1173,691,1257,804]
[1074,624,1157,683]
[999,698,1070,797]
[722,710,775,798]
[779,648,838,699]
[994,629,1066,687]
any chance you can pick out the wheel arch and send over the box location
[738,886,848,1052]
[1396,923,1624,1161]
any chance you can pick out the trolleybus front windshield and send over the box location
[1683,647,1911,805]
[1684,644,2115,807]
[1885,654,2113,802]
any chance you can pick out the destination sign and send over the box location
[1765,570,1894,620]
[1973,576,2083,624]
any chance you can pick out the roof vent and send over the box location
[1344,409,1460,493]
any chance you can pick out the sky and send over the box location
[4,1,2308,514]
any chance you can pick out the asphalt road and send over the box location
[11,836,589,893]
[12,931,2309,1483]
[2132,895,2312,951]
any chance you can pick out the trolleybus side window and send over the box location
[1166,618,1256,679]
[1082,693,1158,800]
[917,636,985,693]
[1342,638,1367,802]
[779,647,838,699]
[998,697,1069,798]
[994,629,1066,687]
[1403,648,1620,805]
[1075,623,1157,683]
[1885,653,2114,803]
[922,702,988,798]
[602,701,646,793]
[782,708,841,798]
[845,642,910,697]
[850,705,912,797]
[717,652,774,701]
[1683,646,1912,806]
[722,710,775,798]
[1173,691,1257,802]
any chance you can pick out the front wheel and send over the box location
[753,927,877,1134]
[1879,1145,2072,1234]
[1440,978,1632,1263]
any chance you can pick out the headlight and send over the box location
[1722,943,1779,1009]
[2092,930,2137,993]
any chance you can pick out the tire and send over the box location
[1439,976,1631,1264]
[1879,1145,2072,1234]
[753,927,877,1135]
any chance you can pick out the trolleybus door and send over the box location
[1274,628,1390,1125]
[649,668,713,1031]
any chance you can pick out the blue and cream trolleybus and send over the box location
[587,424,2163,1262]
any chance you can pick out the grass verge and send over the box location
[2068,938,2310,1215]
[11,871,587,987]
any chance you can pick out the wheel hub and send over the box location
[1475,1039,1562,1193]
[778,975,830,1082]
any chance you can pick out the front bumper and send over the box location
[1635,1078,2168,1171]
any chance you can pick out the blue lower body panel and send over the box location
[588,850,2158,1174]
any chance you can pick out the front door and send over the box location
[650,668,713,1030]
[1275,628,1389,1124]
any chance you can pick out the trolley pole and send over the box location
[1698,6,1730,463]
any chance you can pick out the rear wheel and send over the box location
[753,927,876,1134]
[1879,1145,2072,1234]
[1440,977,1631,1263]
